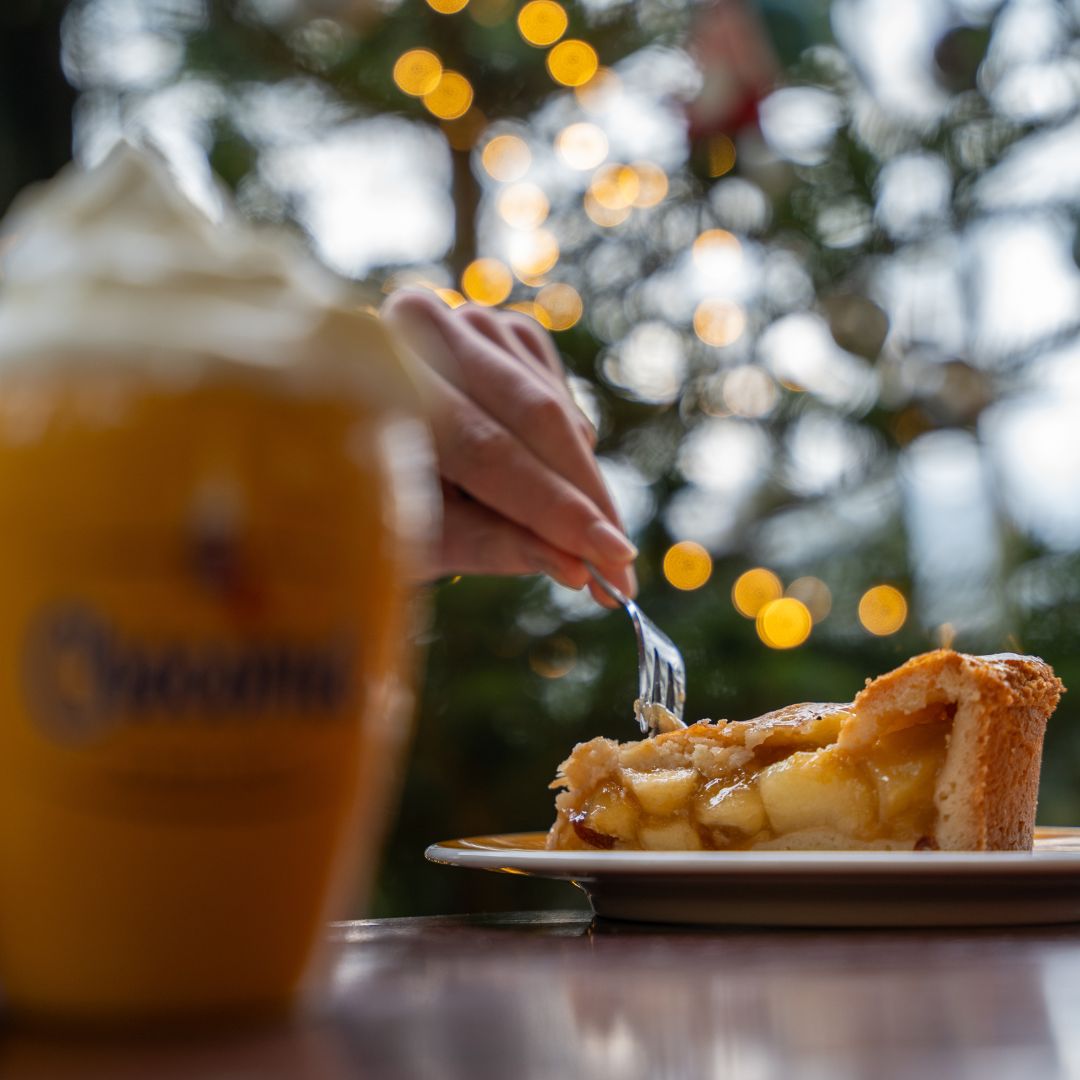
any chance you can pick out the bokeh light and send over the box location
[509,228,559,279]
[692,228,741,267]
[497,182,549,229]
[506,300,552,327]
[584,191,629,227]
[663,541,713,591]
[756,598,812,649]
[434,287,466,308]
[546,39,598,87]
[858,585,908,636]
[481,134,531,182]
[423,71,473,120]
[555,122,608,170]
[590,164,640,210]
[528,635,577,678]
[535,283,582,331]
[517,0,568,46]
[426,0,469,12]
[393,49,443,97]
[786,576,832,623]
[708,134,737,177]
[632,162,668,208]
[693,298,746,347]
[732,568,783,618]
[461,257,513,305]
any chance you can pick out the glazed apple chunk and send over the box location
[553,703,950,851]
[548,651,1063,853]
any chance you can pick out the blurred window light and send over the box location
[874,237,966,357]
[756,479,902,566]
[986,60,1080,124]
[599,457,655,538]
[757,597,812,649]
[427,0,470,12]
[786,577,832,623]
[722,366,778,419]
[547,39,599,87]
[985,394,1080,551]
[758,87,842,166]
[663,541,713,591]
[983,0,1067,70]
[264,118,453,276]
[831,0,951,123]
[517,0,568,47]
[975,117,1080,210]
[555,122,609,170]
[423,70,473,120]
[602,321,686,404]
[858,585,908,636]
[536,283,583,331]
[497,182,549,229]
[663,489,740,552]
[709,178,770,234]
[874,153,951,240]
[784,412,875,496]
[693,298,745,347]
[901,430,1004,640]
[590,164,640,210]
[480,133,532,182]
[757,313,878,414]
[631,162,668,208]
[678,418,772,498]
[462,257,513,304]
[393,49,443,97]
[62,0,186,90]
[732,568,783,618]
[508,228,560,279]
[969,217,1080,365]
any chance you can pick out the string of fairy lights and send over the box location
[397,0,913,654]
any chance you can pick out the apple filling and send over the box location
[558,705,952,852]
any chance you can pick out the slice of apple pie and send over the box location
[548,650,1063,852]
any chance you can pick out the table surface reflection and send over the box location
[4,910,1080,1079]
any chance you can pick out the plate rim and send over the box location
[425,826,1080,879]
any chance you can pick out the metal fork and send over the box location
[585,561,687,736]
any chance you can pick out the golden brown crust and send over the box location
[547,650,1063,852]
[846,650,1063,850]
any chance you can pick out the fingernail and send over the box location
[585,520,638,564]
[623,563,638,597]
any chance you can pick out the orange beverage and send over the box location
[0,147,430,1020]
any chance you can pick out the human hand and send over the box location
[381,290,637,603]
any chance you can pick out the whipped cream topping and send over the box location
[0,143,414,404]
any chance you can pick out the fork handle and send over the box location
[584,561,631,607]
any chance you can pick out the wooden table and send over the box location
[4,910,1080,1078]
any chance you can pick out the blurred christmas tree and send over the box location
[53,0,1080,913]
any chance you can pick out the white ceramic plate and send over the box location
[425,827,1080,927]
